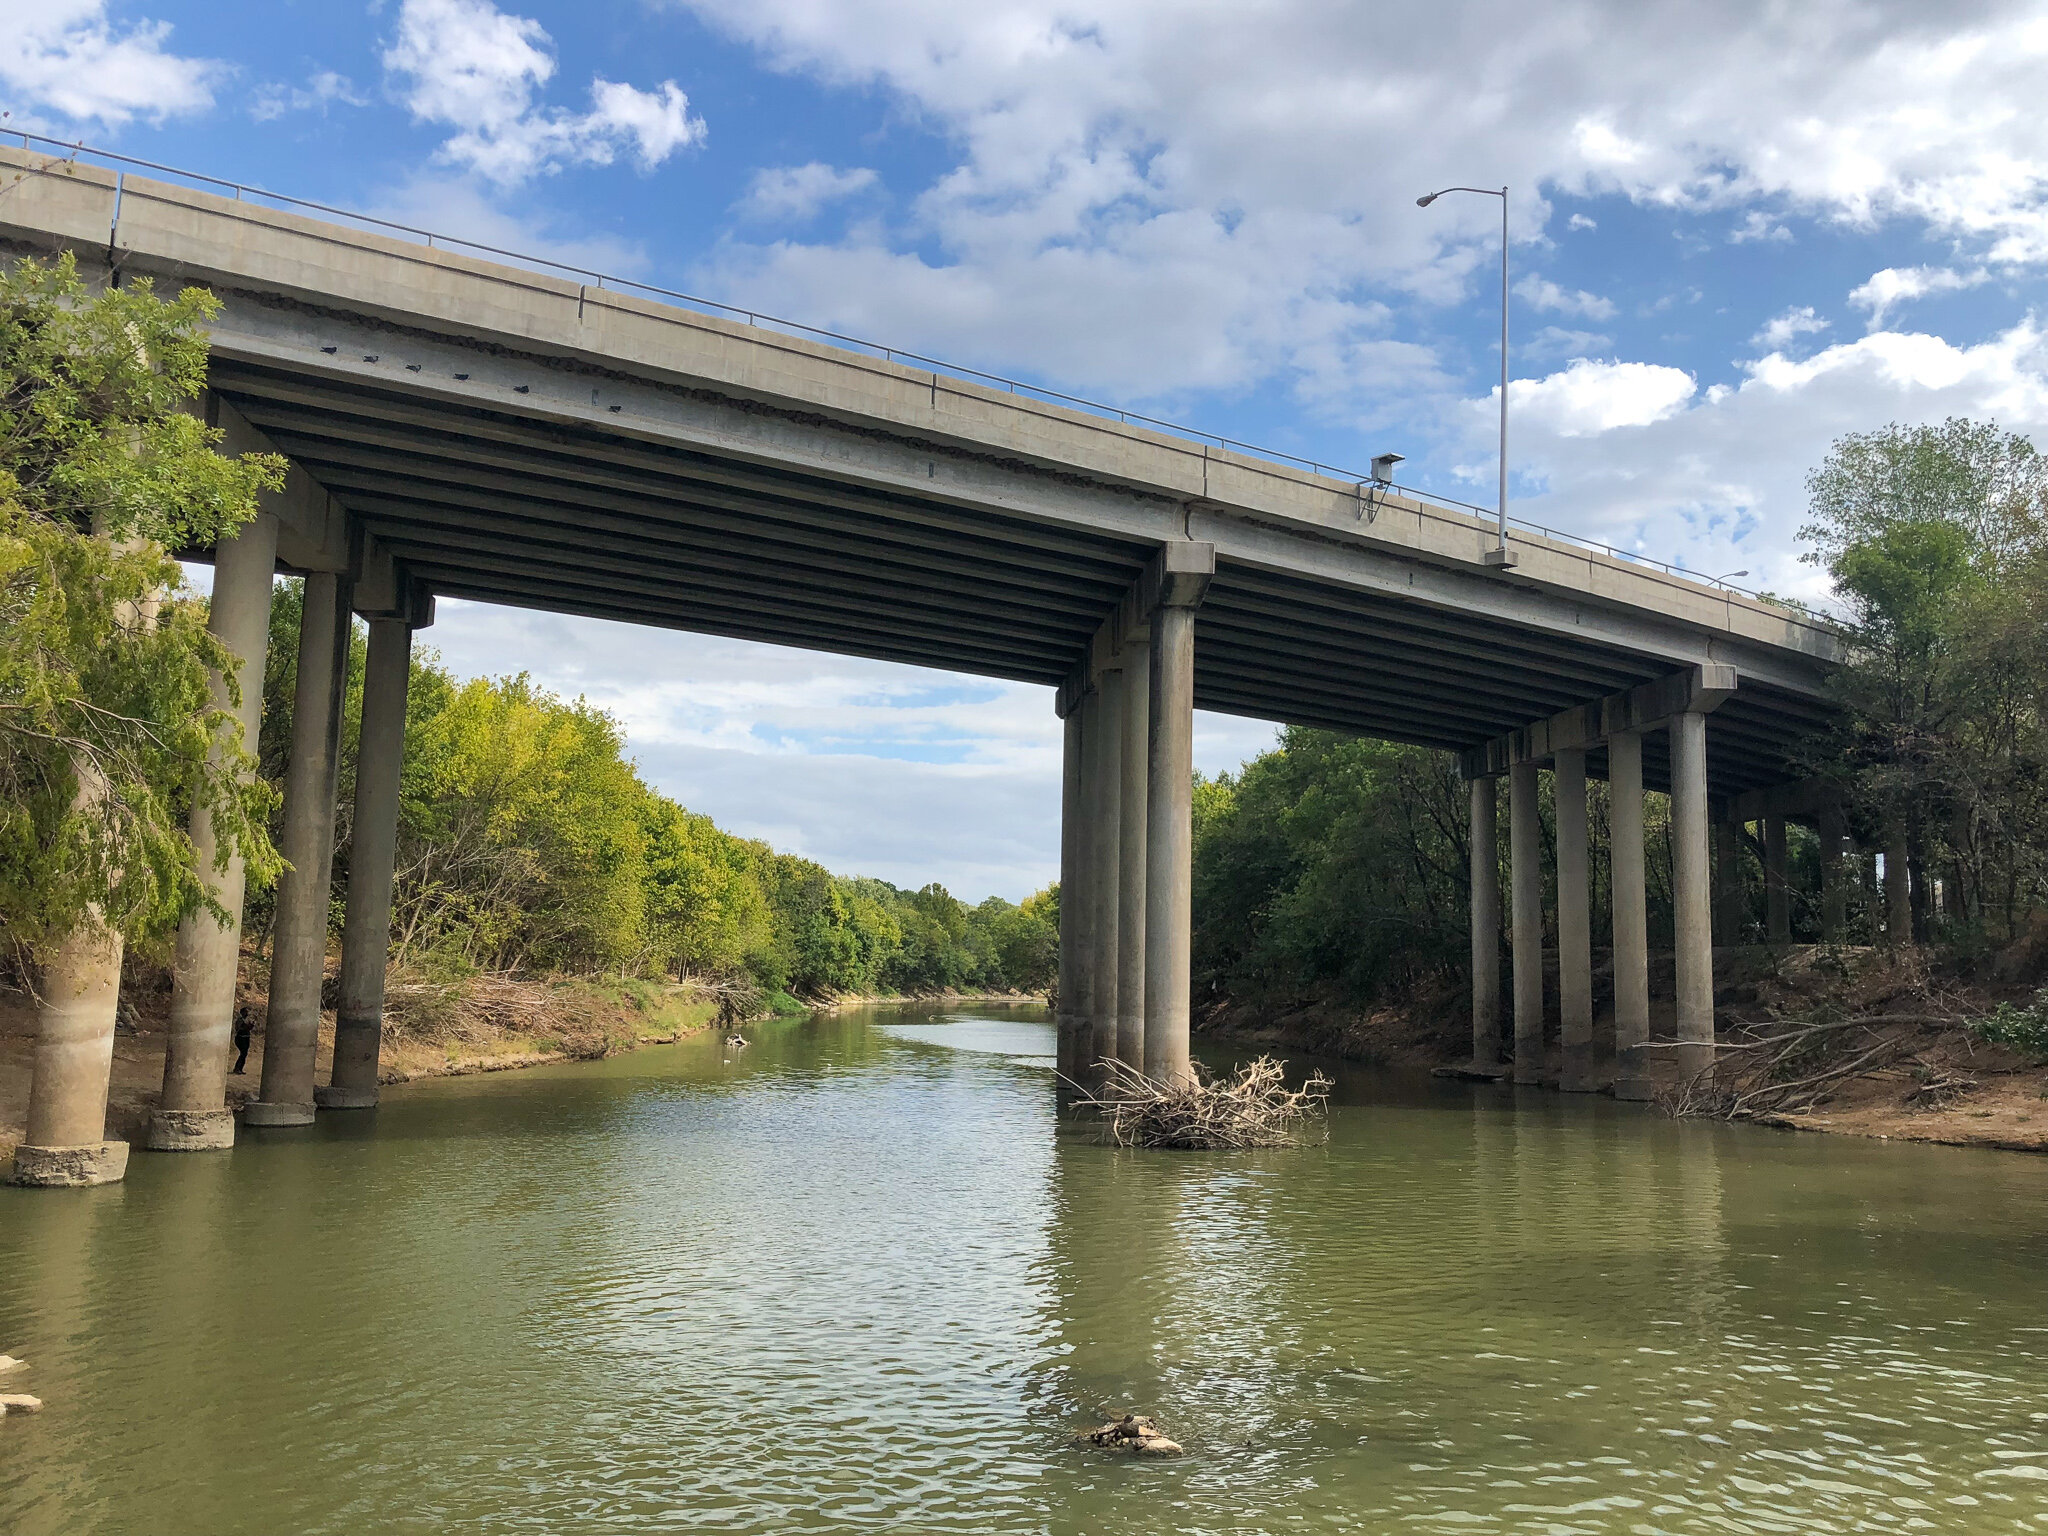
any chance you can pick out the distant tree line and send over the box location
[251,583,1058,999]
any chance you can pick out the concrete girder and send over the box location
[1458,665,1738,781]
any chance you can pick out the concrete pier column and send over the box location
[1508,760,1544,1085]
[1053,697,1090,1083]
[1763,815,1791,944]
[1141,603,1196,1087]
[1468,775,1501,1068]
[1115,634,1150,1072]
[149,512,281,1152]
[1819,798,1848,942]
[1669,711,1716,1085]
[246,573,352,1127]
[1086,665,1124,1071]
[1553,748,1594,1092]
[1712,820,1744,944]
[1608,730,1652,1101]
[1885,825,1911,946]
[319,617,412,1110]
[12,901,129,1187]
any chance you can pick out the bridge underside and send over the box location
[212,358,1817,798]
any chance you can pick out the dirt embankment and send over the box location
[0,954,724,1158]
[1197,943,2048,1154]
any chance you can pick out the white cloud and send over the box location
[740,163,880,221]
[1750,306,1830,352]
[382,0,706,184]
[1514,275,1617,320]
[1505,357,1697,437]
[663,0,2048,414]
[1501,320,2048,602]
[1728,209,1791,243]
[1566,213,1597,231]
[0,0,218,127]
[251,69,367,123]
[1848,264,1990,329]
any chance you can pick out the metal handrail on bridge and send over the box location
[10,130,1771,602]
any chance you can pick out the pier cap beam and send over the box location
[1458,664,1737,781]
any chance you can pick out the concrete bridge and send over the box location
[0,145,1844,1184]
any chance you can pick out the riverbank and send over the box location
[1197,942,2048,1154]
[0,965,1046,1158]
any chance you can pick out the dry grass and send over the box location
[1074,1054,1331,1149]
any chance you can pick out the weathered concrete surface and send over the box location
[322,618,412,1110]
[1115,634,1149,1073]
[1670,711,1717,1084]
[1087,666,1123,1070]
[12,1140,128,1188]
[1608,731,1653,1102]
[1142,603,1198,1089]
[1054,702,1088,1083]
[1509,762,1544,1086]
[1468,775,1500,1068]
[1553,748,1595,1092]
[152,509,280,1152]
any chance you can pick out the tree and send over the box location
[0,253,283,953]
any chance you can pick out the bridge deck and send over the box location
[0,145,1839,795]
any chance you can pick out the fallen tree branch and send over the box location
[1069,1055,1330,1150]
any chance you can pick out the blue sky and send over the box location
[6,0,2045,897]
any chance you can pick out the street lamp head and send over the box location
[1416,193,1439,207]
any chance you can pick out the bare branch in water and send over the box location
[1070,1055,1331,1149]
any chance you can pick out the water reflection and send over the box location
[3,1005,2047,1536]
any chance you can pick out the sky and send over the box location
[5,0,2045,899]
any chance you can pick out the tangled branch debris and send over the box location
[1073,1055,1330,1149]
[1657,1013,1975,1120]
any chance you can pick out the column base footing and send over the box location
[314,1085,379,1110]
[12,1140,129,1187]
[1612,1078,1655,1102]
[241,1100,317,1127]
[142,1108,236,1151]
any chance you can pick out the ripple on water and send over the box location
[3,1007,2048,1535]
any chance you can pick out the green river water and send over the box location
[3,1002,2047,1534]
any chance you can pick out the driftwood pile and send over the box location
[1658,1012,1987,1120]
[1072,1413,1182,1456]
[1074,1055,1330,1149]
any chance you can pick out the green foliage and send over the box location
[1191,728,1471,999]
[255,592,1051,996]
[1970,989,2048,1057]
[1800,417,2048,941]
[0,255,284,951]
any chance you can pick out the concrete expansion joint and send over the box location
[142,1109,237,1151]
[11,1141,130,1187]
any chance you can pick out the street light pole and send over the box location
[1418,184,1515,566]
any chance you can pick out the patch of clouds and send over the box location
[1524,325,1614,361]
[251,70,367,123]
[1566,213,1598,231]
[1497,318,2048,604]
[0,0,219,127]
[1750,305,1830,352]
[1848,264,1990,329]
[1728,209,1791,243]
[739,162,880,222]
[1514,275,1618,320]
[1505,357,1697,437]
[382,0,705,184]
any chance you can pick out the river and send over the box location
[3,1002,2046,1534]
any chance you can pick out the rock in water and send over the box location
[0,1356,24,1372]
[0,1394,43,1414]
[1074,1413,1183,1456]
